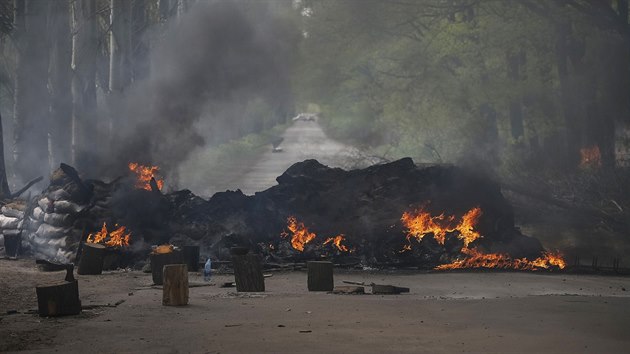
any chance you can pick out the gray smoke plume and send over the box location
[85,0,296,180]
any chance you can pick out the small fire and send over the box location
[436,248,566,270]
[580,145,601,168]
[152,244,174,254]
[87,222,131,248]
[401,206,482,248]
[128,162,164,191]
[323,235,349,252]
[281,216,350,253]
[281,216,316,251]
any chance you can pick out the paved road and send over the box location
[235,120,358,195]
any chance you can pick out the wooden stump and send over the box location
[150,250,183,285]
[36,280,81,317]
[102,249,121,270]
[182,246,200,272]
[4,233,20,257]
[77,243,106,275]
[232,254,265,292]
[163,264,189,306]
[307,261,334,291]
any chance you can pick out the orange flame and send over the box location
[128,162,164,191]
[400,205,566,271]
[281,216,316,252]
[401,206,482,248]
[580,145,601,168]
[435,248,566,271]
[323,235,349,252]
[87,222,131,248]
[281,216,351,253]
[152,244,174,254]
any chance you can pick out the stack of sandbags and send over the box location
[24,167,89,262]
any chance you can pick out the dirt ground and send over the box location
[1,258,629,353]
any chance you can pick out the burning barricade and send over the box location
[8,158,566,272]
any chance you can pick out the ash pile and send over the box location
[1,158,564,270]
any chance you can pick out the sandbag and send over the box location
[43,213,73,228]
[1,206,24,219]
[2,229,21,236]
[28,217,43,231]
[36,223,69,239]
[48,188,71,201]
[0,215,20,229]
[53,200,85,214]
[33,207,45,221]
[37,198,52,213]
[32,245,72,263]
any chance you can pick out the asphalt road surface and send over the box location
[236,120,359,195]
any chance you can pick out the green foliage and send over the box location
[293,0,629,172]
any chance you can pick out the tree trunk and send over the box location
[13,0,51,181]
[162,264,189,306]
[49,0,73,169]
[36,280,81,317]
[232,254,265,292]
[131,0,149,81]
[0,112,12,199]
[108,0,132,140]
[71,0,97,169]
[307,261,333,291]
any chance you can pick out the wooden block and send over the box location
[36,280,81,317]
[4,233,20,257]
[232,254,265,292]
[163,264,189,306]
[307,261,333,291]
[77,243,106,275]
[150,250,183,285]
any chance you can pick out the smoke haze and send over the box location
[83,0,295,181]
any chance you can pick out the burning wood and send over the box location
[436,248,566,270]
[152,244,175,254]
[323,235,349,252]
[280,216,316,251]
[128,162,164,191]
[281,216,350,253]
[401,205,482,248]
[400,205,565,270]
[86,222,131,248]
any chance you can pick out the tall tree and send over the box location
[49,0,73,168]
[0,0,13,198]
[131,0,149,81]
[108,0,131,139]
[71,0,98,168]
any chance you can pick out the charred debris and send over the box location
[1,158,566,271]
